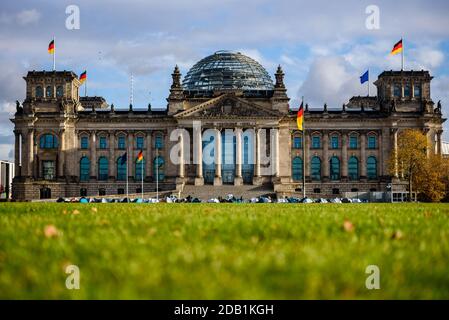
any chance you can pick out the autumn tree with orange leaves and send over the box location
[390,129,449,202]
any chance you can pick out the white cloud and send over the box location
[16,9,40,26]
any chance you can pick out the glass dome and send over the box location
[182,50,274,91]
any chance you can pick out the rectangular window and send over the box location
[394,84,401,97]
[349,136,358,149]
[414,85,421,98]
[136,136,144,149]
[404,84,411,97]
[293,136,302,149]
[155,135,163,149]
[42,160,55,180]
[80,136,88,149]
[368,136,377,149]
[331,136,339,149]
[312,136,321,149]
[118,136,126,150]
[99,137,107,149]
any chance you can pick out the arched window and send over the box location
[39,134,58,149]
[367,156,377,180]
[36,86,43,98]
[80,157,90,181]
[292,157,303,181]
[116,157,127,181]
[98,157,108,181]
[348,156,359,181]
[311,156,321,181]
[136,136,144,149]
[153,156,165,181]
[56,85,63,98]
[46,86,53,98]
[135,158,146,180]
[80,136,89,149]
[330,156,340,181]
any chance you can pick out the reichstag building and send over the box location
[11,51,445,200]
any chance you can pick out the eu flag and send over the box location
[360,70,369,84]
[119,152,127,165]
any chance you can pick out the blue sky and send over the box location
[1,0,449,160]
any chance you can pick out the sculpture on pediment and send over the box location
[435,100,442,114]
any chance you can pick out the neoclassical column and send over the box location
[127,132,133,179]
[436,130,443,155]
[90,131,97,179]
[109,131,115,179]
[378,131,383,177]
[322,131,329,180]
[194,126,203,185]
[392,129,398,178]
[234,128,243,186]
[271,128,280,177]
[305,131,310,179]
[213,128,222,186]
[178,132,185,178]
[21,134,27,177]
[255,128,261,177]
[360,132,367,179]
[146,131,152,179]
[27,129,34,178]
[341,132,348,180]
[14,131,21,177]
[57,129,65,178]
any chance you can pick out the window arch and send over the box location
[311,156,321,181]
[135,158,146,180]
[98,157,108,181]
[46,86,53,98]
[367,156,377,180]
[56,85,63,98]
[348,156,359,181]
[330,156,340,181]
[292,157,303,181]
[116,157,127,181]
[39,134,58,149]
[80,157,90,181]
[36,86,43,98]
[153,156,165,181]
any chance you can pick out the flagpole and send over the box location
[141,157,144,199]
[85,69,87,97]
[156,148,159,201]
[53,36,56,71]
[302,96,306,199]
[401,38,404,71]
[368,68,370,96]
[126,152,129,202]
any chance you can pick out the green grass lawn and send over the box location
[0,203,449,299]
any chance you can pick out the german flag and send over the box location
[390,39,403,55]
[79,71,87,84]
[48,39,55,54]
[137,150,144,162]
[297,101,304,131]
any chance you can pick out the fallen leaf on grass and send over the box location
[391,230,403,240]
[72,209,80,215]
[343,220,355,232]
[44,225,61,238]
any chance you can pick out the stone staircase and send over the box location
[180,184,275,200]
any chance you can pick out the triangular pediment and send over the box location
[174,94,283,119]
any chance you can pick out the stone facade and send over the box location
[11,61,445,201]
